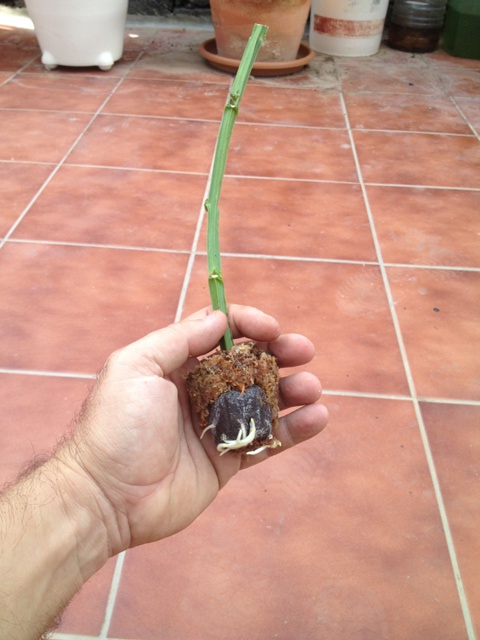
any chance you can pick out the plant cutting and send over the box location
[186,24,282,457]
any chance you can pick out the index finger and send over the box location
[184,304,281,344]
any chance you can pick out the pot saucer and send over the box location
[199,39,314,77]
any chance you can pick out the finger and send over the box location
[240,402,329,469]
[183,304,280,344]
[277,403,329,448]
[262,333,316,369]
[278,371,322,411]
[181,306,214,322]
[227,304,281,343]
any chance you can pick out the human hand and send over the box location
[59,305,328,555]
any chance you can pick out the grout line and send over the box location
[350,127,475,138]
[216,251,376,264]
[2,157,479,192]
[50,634,98,640]
[198,250,480,273]
[174,172,210,322]
[19,103,477,139]
[363,181,480,192]
[0,73,15,88]
[0,53,40,84]
[72,110,347,131]
[6,154,475,193]
[63,163,210,178]
[0,368,95,379]
[4,239,478,276]
[98,551,127,638]
[0,107,121,116]
[417,396,480,406]
[1,367,478,406]
[324,389,480,406]
[338,83,477,640]
[0,159,56,166]
[5,237,191,256]
[382,262,480,272]
[449,94,480,142]
[61,165,359,185]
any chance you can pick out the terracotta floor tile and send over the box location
[388,267,480,400]
[57,558,116,636]
[227,124,357,181]
[0,242,187,374]
[0,26,38,48]
[143,26,212,55]
[0,73,119,112]
[344,92,472,134]
[367,186,480,268]
[67,114,218,172]
[0,42,39,71]
[109,396,466,640]
[337,55,443,95]
[354,130,480,189]
[0,162,53,236]
[429,49,480,70]
[183,256,409,395]
[421,402,480,637]
[253,53,339,91]
[13,165,206,250]
[429,59,480,98]
[197,177,376,261]
[104,78,227,120]
[131,46,231,83]
[0,109,91,163]
[0,373,91,484]
[237,86,345,128]
[131,28,231,83]
[122,26,157,53]
[455,96,480,133]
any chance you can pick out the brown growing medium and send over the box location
[186,341,279,434]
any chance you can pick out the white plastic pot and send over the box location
[24,0,128,70]
[309,0,390,57]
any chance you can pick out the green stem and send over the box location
[205,23,268,351]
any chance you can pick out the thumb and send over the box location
[123,311,228,377]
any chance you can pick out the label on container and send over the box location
[314,14,385,36]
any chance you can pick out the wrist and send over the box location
[54,444,125,564]
[0,456,112,640]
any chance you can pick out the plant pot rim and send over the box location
[199,38,314,76]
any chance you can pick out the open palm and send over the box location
[67,306,328,554]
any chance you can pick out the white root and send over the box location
[215,420,282,456]
[246,435,282,455]
[200,423,216,440]
[217,419,257,456]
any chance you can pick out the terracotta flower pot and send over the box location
[24,0,128,70]
[210,0,312,62]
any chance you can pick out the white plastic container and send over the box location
[309,0,390,57]
[24,0,128,70]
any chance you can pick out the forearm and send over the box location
[0,456,111,640]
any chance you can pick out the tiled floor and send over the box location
[1,10,480,640]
